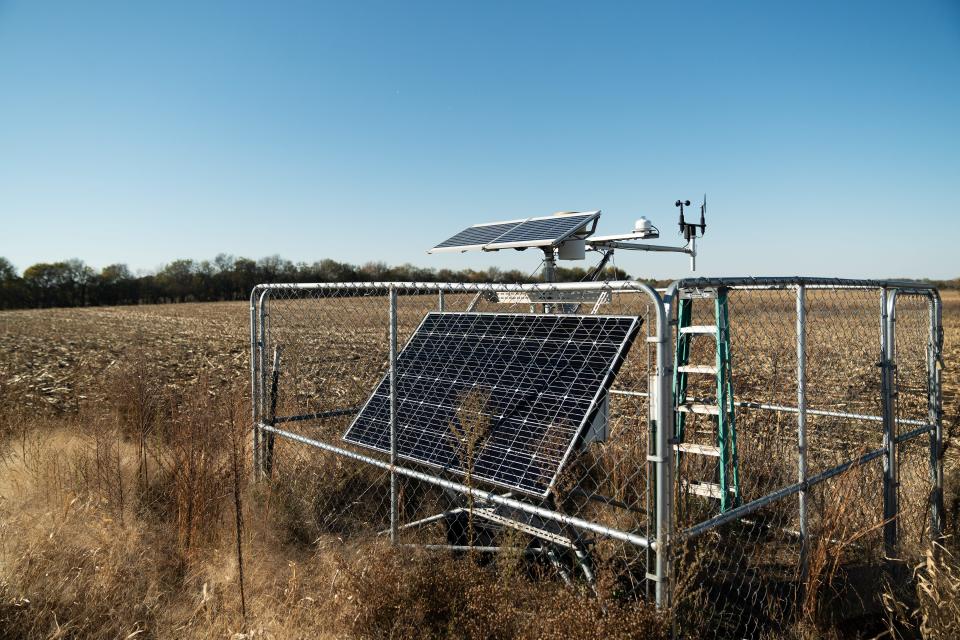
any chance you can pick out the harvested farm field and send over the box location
[0,302,250,414]
[0,290,957,639]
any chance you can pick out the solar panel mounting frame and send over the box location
[342,310,641,498]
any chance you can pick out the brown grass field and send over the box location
[0,290,957,639]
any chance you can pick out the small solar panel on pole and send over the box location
[427,212,600,256]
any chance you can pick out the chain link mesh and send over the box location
[250,280,942,637]
[672,283,941,637]
[252,283,661,599]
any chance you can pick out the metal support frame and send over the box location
[542,248,556,283]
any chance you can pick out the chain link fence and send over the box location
[669,279,944,637]
[249,278,943,637]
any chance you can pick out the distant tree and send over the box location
[257,255,295,282]
[360,261,389,281]
[23,262,70,307]
[0,257,27,309]
[63,258,96,306]
[97,263,136,305]
[0,252,642,310]
[157,259,196,302]
[0,257,16,281]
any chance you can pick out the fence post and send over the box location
[258,289,270,479]
[880,288,898,557]
[796,284,808,575]
[654,291,674,609]
[250,288,260,479]
[928,293,944,545]
[438,290,445,312]
[389,285,399,544]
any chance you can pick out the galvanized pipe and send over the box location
[682,446,887,541]
[881,289,898,556]
[796,284,808,573]
[400,544,548,555]
[652,287,673,609]
[272,407,359,424]
[249,287,260,478]
[257,288,270,478]
[896,423,935,444]
[928,292,945,543]
[389,286,399,545]
[670,276,938,292]
[681,422,935,542]
[610,389,930,427]
[380,509,463,536]
[258,422,654,549]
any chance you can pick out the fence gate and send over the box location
[667,278,943,637]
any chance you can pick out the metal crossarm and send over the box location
[673,287,741,512]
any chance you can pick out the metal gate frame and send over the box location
[665,278,944,588]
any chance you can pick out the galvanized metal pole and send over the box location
[542,249,556,283]
[389,286,399,544]
[928,294,945,544]
[654,291,674,609]
[438,290,445,313]
[542,249,556,313]
[258,290,270,479]
[880,289,898,556]
[249,288,260,479]
[796,285,808,573]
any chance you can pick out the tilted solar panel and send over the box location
[483,213,598,250]
[343,312,640,497]
[432,221,523,251]
[428,211,599,253]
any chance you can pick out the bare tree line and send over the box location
[0,254,632,309]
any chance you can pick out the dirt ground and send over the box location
[2,290,955,416]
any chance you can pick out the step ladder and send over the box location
[673,287,741,512]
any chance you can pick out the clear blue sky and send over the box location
[1,1,958,280]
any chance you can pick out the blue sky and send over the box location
[1,1,958,280]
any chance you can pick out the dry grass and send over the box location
[0,341,665,638]
[0,289,957,638]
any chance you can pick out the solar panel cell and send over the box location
[428,211,599,253]
[343,312,640,496]
[432,221,522,250]
[484,214,596,249]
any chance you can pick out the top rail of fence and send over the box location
[668,276,939,294]
[250,280,661,294]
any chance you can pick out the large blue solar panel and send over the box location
[343,312,640,496]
